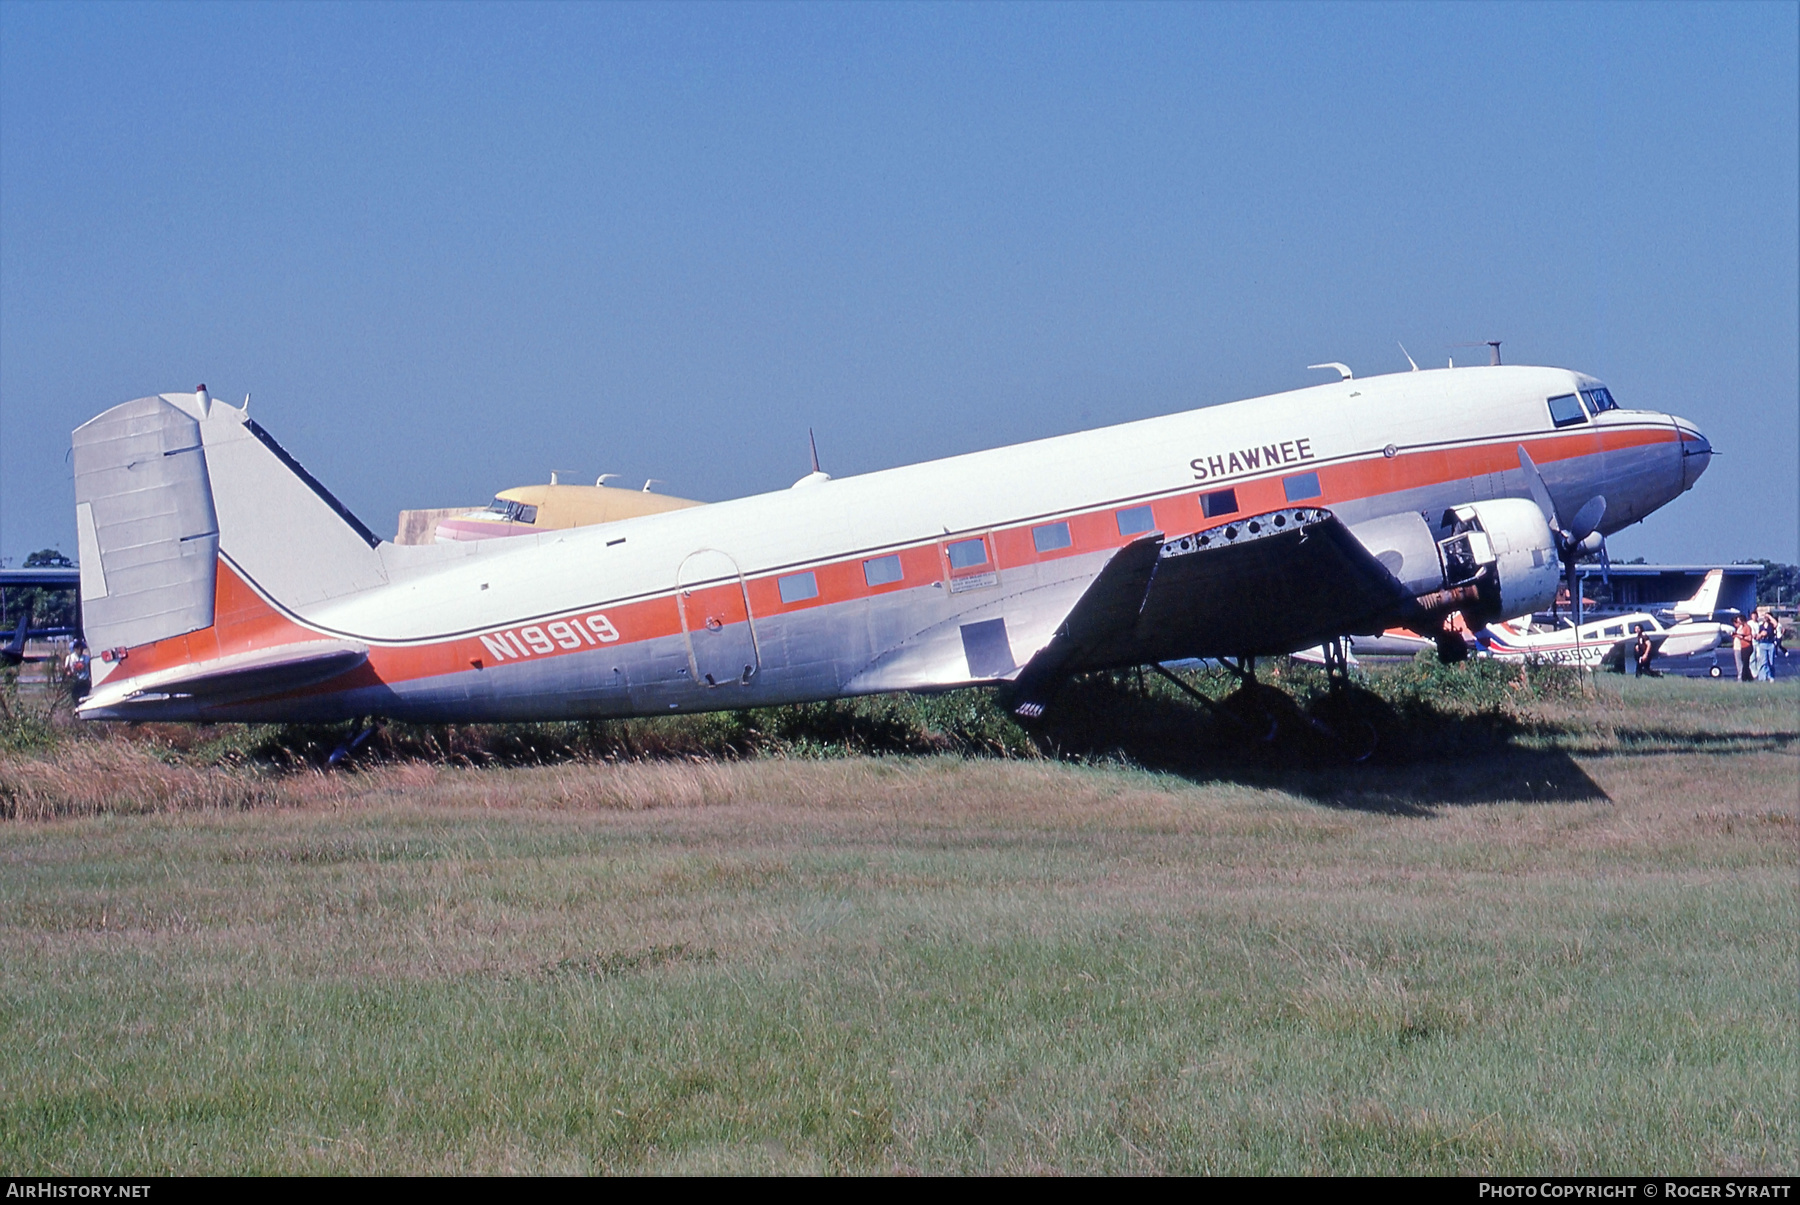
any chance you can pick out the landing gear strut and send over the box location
[1150,661,1278,743]
[1219,655,1257,685]
[328,720,376,766]
[1320,637,1352,686]
[1149,662,1230,721]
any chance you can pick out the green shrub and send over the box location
[0,670,62,756]
[13,655,1593,774]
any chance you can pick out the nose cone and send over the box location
[1671,414,1712,491]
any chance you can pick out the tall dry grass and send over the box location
[4,663,1789,823]
[0,739,781,822]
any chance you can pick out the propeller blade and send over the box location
[1516,445,1563,534]
[1569,495,1607,542]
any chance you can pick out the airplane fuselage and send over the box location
[75,365,1711,722]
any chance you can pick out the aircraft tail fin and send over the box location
[2,612,27,665]
[73,390,388,656]
[1671,568,1723,620]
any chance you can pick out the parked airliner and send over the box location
[70,366,1710,722]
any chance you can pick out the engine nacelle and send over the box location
[1350,498,1560,626]
[1438,499,1562,622]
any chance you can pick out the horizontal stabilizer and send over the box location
[78,639,369,717]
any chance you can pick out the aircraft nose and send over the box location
[1670,414,1712,492]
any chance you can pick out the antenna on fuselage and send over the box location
[1398,343,1419,372]
[809,428,823,474]
[1307,362,1354,381]
[1451,340,1503,367]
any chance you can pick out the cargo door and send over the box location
[677,549,760,688]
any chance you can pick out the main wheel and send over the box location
[1709,665,1722,678]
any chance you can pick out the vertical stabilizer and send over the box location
[1672,568,1723,619]
[73,392,390,657]
[193,395,388,607]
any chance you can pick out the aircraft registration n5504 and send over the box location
[68,365,1709,722]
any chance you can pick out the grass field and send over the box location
[1,669,1795,1174]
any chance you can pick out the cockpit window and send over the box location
[1547,394,1587,428]
[486,498,538,523]
[1580,386,1619,415]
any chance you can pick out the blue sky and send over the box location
[3,1,1795,565]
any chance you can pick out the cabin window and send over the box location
[1604,624,1625,637]
[1200,489,1239,519]
[863,554,903,587]
[946,538,988,570]
[1032,521,1072,553]
[1115,506,1154,536]
[1547,394,1587,428]
[777,571,819,604]
[1282,472,1321,502]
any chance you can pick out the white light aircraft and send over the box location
[1477,569,1732,669]
[70,367,1711,723]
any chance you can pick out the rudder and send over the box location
[72,395,220,651]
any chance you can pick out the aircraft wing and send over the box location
[1657,623,1727,659]
[1010,506,1413,713]
[1007,534,1165,715]
[78,639,369,718]
[1127,506,1413,664]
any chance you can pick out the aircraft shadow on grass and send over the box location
[1028,674,1609,815]
[1546,728,1796,757]
[250,674,1642,816]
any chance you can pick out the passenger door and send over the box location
[676,549,760,688]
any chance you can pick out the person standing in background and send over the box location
[1733,615,1755,681]
[1752,610,1778,682]
[62,639,90,702]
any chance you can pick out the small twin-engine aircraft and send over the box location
[1477,612,1726,670]
[69,365,1711,722]
[1477,569,1732,669]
